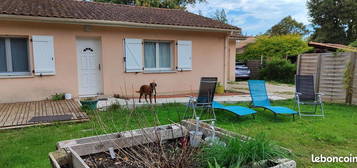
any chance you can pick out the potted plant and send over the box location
[215,82,225,94]
[80,97,98,110]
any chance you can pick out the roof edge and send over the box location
[0,14,241,33]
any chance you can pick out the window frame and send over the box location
[143,40,173,71]
[0,36,31,76]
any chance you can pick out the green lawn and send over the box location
[0,100,356,168]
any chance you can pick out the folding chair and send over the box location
[295,75,325,118]
[248,80,297,120]
[186,77,218,121]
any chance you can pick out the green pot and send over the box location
[80,100,98,110]
[216,86,225,94]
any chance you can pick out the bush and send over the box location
[259,58,296,84]
[237,35,312,62]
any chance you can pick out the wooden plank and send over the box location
[68,100,86,119]
[64,100,78,120]
[0,103,10,126]
[17,102,27,125]
[0,103,8,122]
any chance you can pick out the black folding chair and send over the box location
[186,77,218,121]
[295,75,325,118]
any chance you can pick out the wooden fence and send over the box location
[246,60,261,79]
[297,52,357,104]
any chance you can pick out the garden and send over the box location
[0,100,356,168]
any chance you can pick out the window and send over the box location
[0,37,30,75]
[144,41,172,70]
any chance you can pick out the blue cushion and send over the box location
[213,102,256,116]
[261,106,298,114]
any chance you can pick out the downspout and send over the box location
[223,33,230,90]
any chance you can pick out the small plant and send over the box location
[51,93,65,101]
[216,82,225,94]
[201,133,289,168]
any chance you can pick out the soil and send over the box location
[82,138,201,168]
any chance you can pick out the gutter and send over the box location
[0,14,241,33]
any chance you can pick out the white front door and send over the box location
[76,38,103,96]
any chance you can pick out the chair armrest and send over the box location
[295,92,302,95]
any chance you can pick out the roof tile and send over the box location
[0,0,240,31]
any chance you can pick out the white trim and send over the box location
[0,72,31,76]
[0,37,31,76]
[143,41,173,71]
[0,14,241,33]
[4,38,12,72]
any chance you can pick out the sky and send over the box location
[187,0,310,36]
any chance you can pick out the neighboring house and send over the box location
[0,0,240,103]
[236,37,256,54]
[308,41,357,53]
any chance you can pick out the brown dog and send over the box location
[137,82,157,103]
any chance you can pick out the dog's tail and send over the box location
[135,91,140,93]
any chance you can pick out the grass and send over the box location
[0,100,356,168]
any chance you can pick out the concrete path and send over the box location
[227,81,295,99]
[96,81,295,109]
[97,94,289,109]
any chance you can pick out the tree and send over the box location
[307,0,357,44]
[94,0,205,9]
[238,35,312,61]
[212,9,228,24]
[265,16,309,36]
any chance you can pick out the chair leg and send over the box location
[320,103,325,118]
[297,103,301,119]
[211,107,216,121]
[252,114,256,120]
[293,114,295,121]
[314,104,318,114]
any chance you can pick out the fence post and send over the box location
[349,53,357,104]
[316,53,322,93]
[296,54,301,75]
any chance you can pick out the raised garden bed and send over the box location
[49,120,296,168]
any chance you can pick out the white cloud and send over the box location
[187,0,309,35]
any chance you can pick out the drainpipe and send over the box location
[223,32,231,90]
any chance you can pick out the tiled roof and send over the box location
[0,0,240,31]
[309,42,357,52]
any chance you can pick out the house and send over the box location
[0,0,240,103]
[236,36,256,54]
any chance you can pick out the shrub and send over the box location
[51,93,65,101]
[201,133,289,168]
[349,39,357,48]
[237,35,312,62]
[259,58,296,84]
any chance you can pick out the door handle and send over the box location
[98,64,101,71]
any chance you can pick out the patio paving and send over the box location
[0,100,88,129]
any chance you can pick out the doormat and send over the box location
[28,114,73,123]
